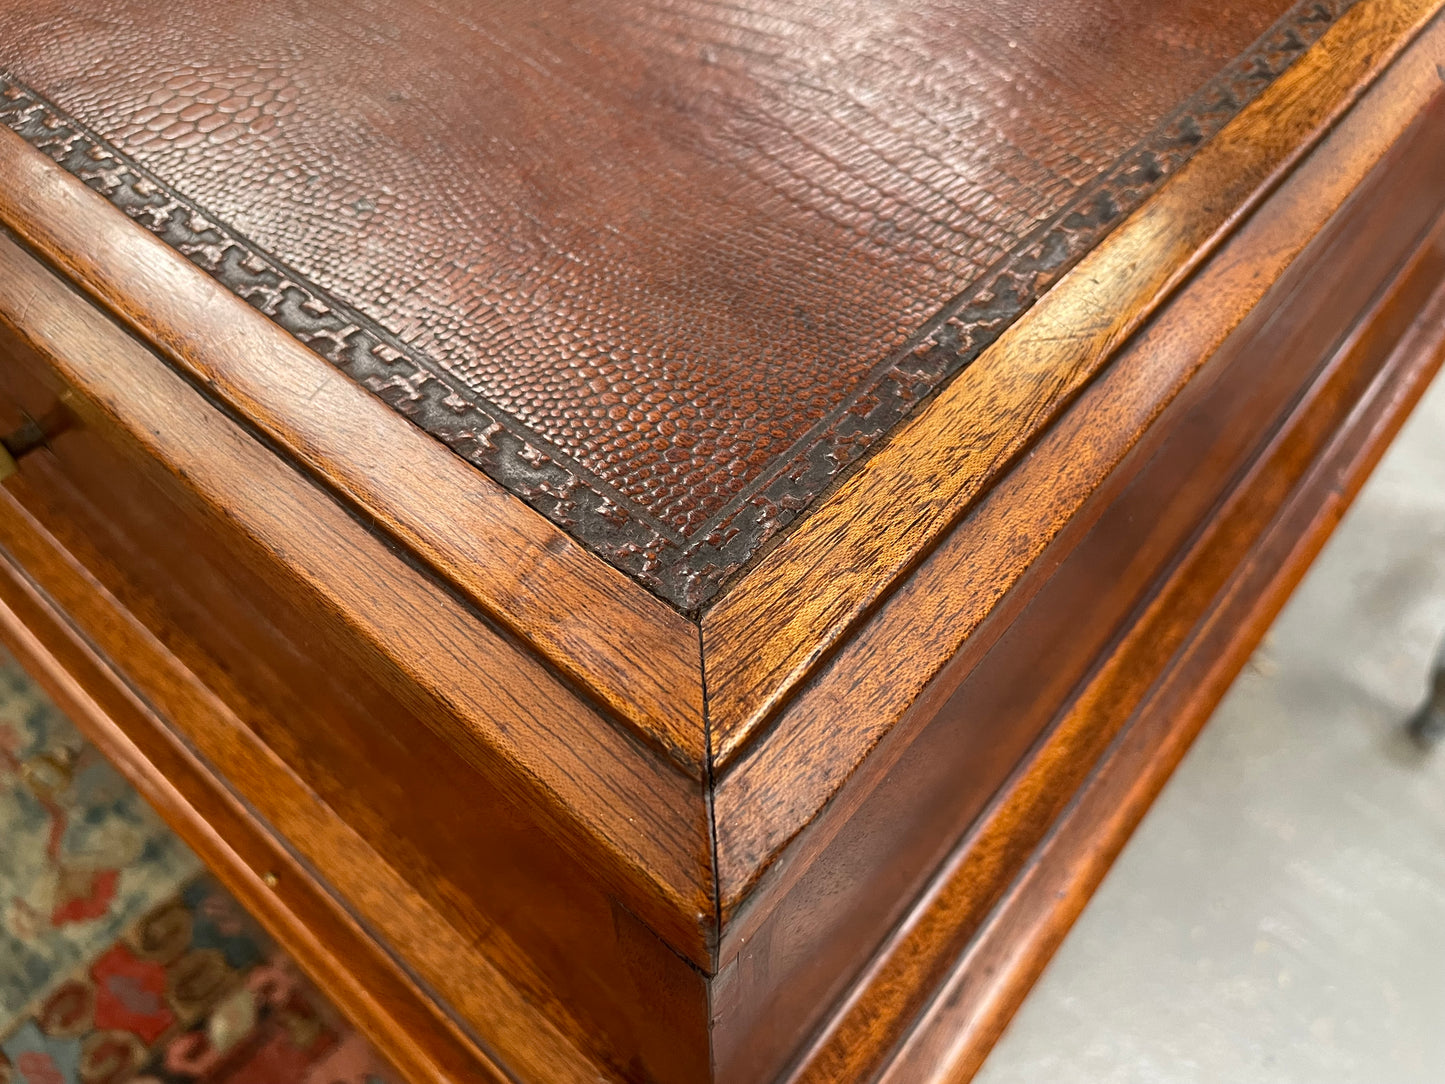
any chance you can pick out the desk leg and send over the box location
[1408,641,1445,745]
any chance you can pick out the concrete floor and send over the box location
[974,368,1445,1084]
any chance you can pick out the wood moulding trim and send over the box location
[700,0,1445,769]
[0,498,609,1084]
[709,4,1445,946]
[0,125,707,776]
[790,166,1445,1084]
[0,230,717,966]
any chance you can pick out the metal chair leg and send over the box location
[1408,647,1445,745]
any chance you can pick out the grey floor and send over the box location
[974,369,1445,1084]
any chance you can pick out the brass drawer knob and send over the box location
[0,403,73,481]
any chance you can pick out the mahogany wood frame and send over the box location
[1,0,1445,1080]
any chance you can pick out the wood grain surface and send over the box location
[0,229,717,969]
[0,341,717,1084]
[862,215,1445,1084]
[695,49,1445,1077]
[702,0,1445,767]
[709,6,1445,952]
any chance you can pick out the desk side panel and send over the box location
[710,70,1445,1084]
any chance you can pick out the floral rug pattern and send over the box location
[0,652,397,1084]
[0,656,199,1022]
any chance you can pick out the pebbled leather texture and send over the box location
[0,0,1334,608]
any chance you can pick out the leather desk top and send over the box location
[0,0,1338,608]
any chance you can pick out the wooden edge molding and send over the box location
[0,125,707,777]
[0,504,614,1084]
[711,12,1445,950]
[700,0,1445,766]
[0,232,717,965]
[880,248,1445,1084]
[789,186,1445,1084]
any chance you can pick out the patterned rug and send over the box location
[0,651,399,1084]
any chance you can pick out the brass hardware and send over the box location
[0,401,73,482]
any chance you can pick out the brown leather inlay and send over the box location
[0,0,1317,606]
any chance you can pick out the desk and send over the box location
[1,1,1443,1080]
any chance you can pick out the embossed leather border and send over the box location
[0,0,1352,610]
